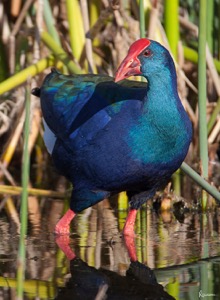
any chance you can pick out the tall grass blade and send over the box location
[181,162,220,202]
[164,0,179,59]
[16,85,31,299]
[43,0,61,46]
[0,55,56,96]
[198,0,208,208]
[40,31,83,74]
[164,0,181,194]
[206,0,214,53]
[139,0,145,38]
[66,0,85,61]
[183,46,220,72]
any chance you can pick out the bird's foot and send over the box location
[55,235,76,260]
[54,209,76,235]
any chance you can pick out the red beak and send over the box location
[115,56,141,82]
[115,38,151,82]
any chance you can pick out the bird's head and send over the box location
[115,38,174,82]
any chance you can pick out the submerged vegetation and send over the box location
[1,0,220,298]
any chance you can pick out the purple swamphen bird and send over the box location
[32,38,192,237]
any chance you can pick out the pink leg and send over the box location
[55,209,76,235]
[123,209,138,262]
[123,234,138,262]
[56,235,76,260]
[123,209,137,236]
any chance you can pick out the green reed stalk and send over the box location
[136,211,142,261]
[218,1,220,60]
[164,0,181,194]
[181,162,220,201]
[206,0,214,53]
[139,0,146,86]
[0,55,55,96]
[16,85,31,299]
[118,193,128,231]
[164,0,179,60]
[184,46,220,71]
[43,0,61,46]
[141,209,147,262]
[172,169,181,196]
[89,0,100,27]
[184,46,220,72]
[198,0,208,209]
[139,0,145,38]
[66,0,77,56]
[183,46,199,64]
[41,31,83,74]
[66,0,85,61]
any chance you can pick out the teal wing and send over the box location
[40,69,146,150]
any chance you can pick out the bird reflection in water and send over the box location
[55,234,175,300]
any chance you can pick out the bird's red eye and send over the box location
[143,49,151,57]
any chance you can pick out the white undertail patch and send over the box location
[43,119,57,154]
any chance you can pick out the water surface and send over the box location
[0,198,220,299]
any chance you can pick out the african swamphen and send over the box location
[32,38,192,236]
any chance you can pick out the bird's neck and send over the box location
[141,66,188,143]
[144,67,179,111]
[126,65,192,166]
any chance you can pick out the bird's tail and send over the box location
[31,87,41,97]
[31,69,61,98]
